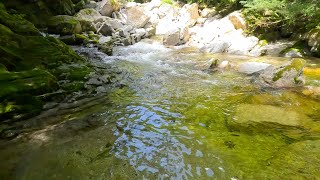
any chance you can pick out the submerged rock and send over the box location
[234,104,310,127]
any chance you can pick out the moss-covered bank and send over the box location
[0,3,93,122]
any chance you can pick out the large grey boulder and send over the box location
[98,22,115,36]
[227,34,259,55]
[144,0,162,11]
[177,3,199,27]
[163,29,180,46]
[47,15,82,35]
[98,36,112,44]
[156,16,178,35]
[75,8,102,22]
[135,28,147,38]
[206,40,230,53]
[97,17,124,36]
[249,40,295,57]
[126,6,150,28]
[157,3,177,19]
[84,1,98,9]
[145,26,156,37]
[99,0,115,17]
[75,8,103,32]
[283,49,304,58]
[112,11,127,24]
[200,8,217,18]
[180,26,190,43]
[258,58,306,88]
[302,29,320,55]
[228,11,246,30]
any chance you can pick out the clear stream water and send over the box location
[1,40,320,179]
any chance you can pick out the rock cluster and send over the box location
[47,0,157,52]
[44,0,307,58]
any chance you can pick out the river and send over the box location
[0,39,320,179]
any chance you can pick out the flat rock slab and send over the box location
[238,62,271,75]
[234,104,310,127]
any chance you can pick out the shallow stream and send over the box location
[1,40,320,179]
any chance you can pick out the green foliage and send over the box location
[240,0,320,34]
[161,0,174,5]
[185,0,240,9]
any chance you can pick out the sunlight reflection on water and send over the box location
[112,105,217,179]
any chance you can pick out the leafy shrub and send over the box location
[240,0,320,35]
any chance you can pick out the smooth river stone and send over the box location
[238,62,271,75]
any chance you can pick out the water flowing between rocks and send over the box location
[1,40,320,179]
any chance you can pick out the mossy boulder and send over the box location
[0,24,85,71]
[0,4,93,121]
[47,14,99,35]
[52,64,92,81]
[47,15,82,35]
[75,8,102,22]
[258,58,306,88]
[280,41,310,58]
[0,68,57,98]
[97,43,113,55]
[0,68,58,121]
[3,0,76,27]
[59,34,91,45]
[0,3,39,35]
[303,29,320,57]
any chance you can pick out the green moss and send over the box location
[280,41,308,56]
[97,43,113,56]
[0,68,58,99]
[161,0,174,5]
[74,0,86,12]
[272,58,306,82]
[3,0,76,28]
[47,15,82,35]
[258,39,268,47]
[258,31,281,42]
[88,33,99,40]
[0,5,93,120]
[69,66,92,80]
[0,102,15,114]
[0,3,39,35]
[0,22,85,71]
[62,81,85,92]
[75,33,89,42]
[0,68,58,121]
[52,64,92,81]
